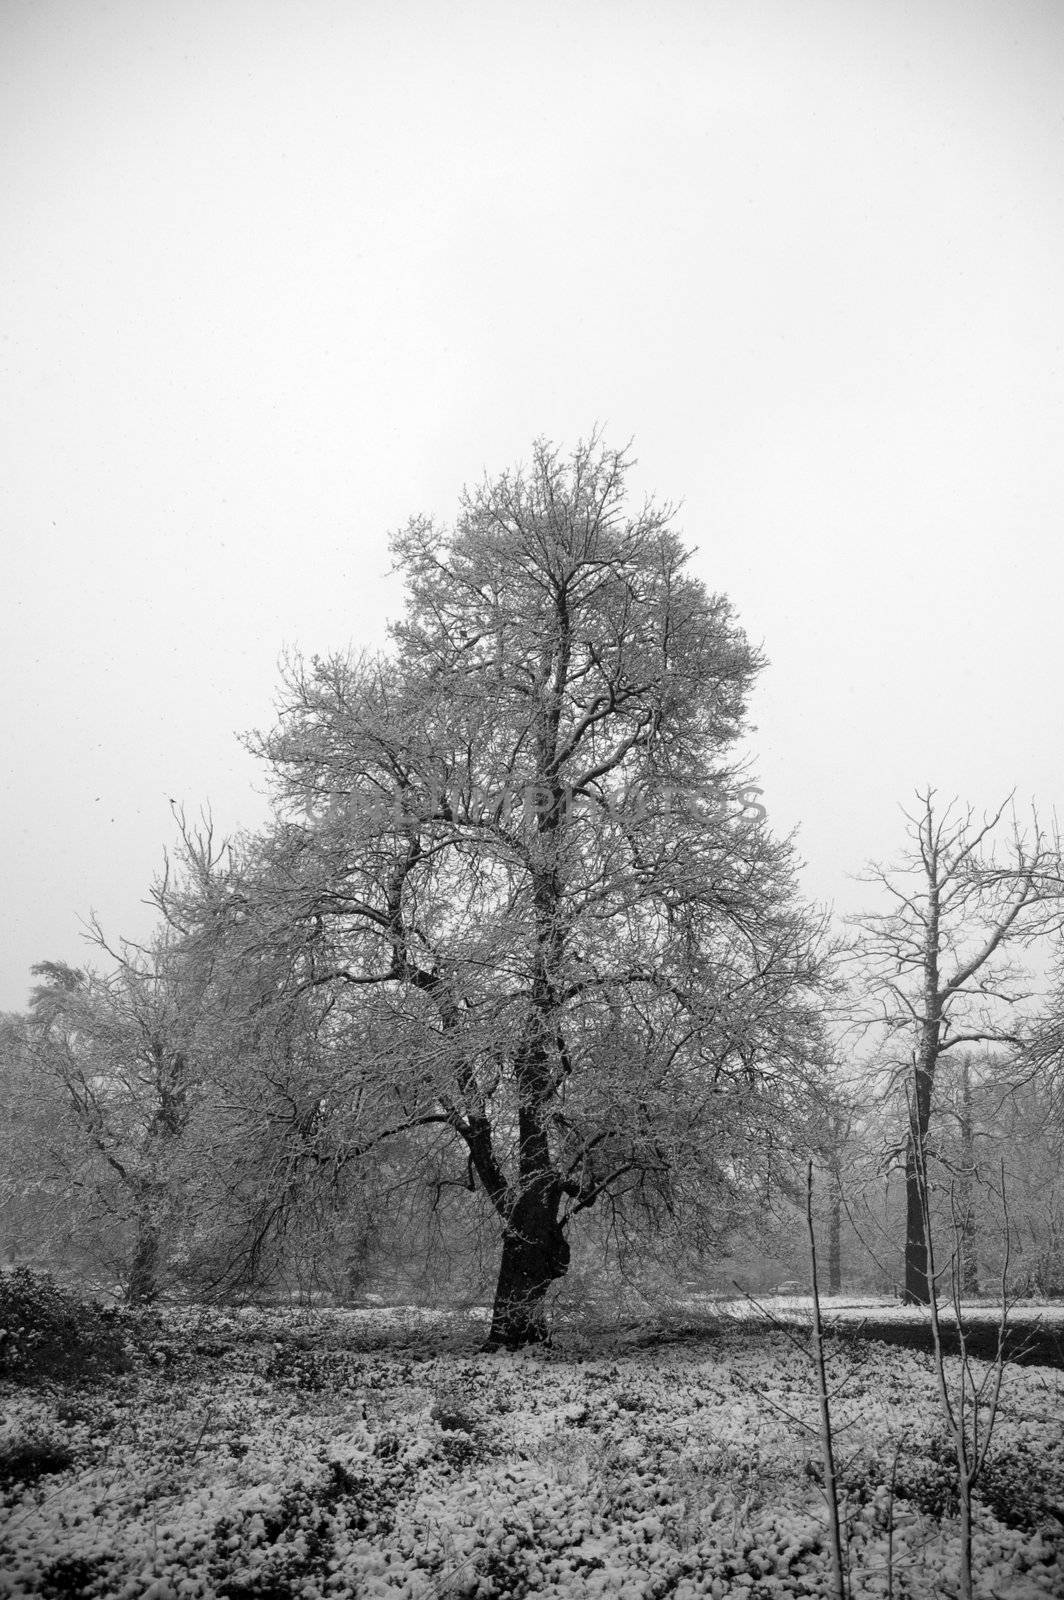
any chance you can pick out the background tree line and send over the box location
[3,439,1063,1343]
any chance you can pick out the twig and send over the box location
[807,1160,847,1600]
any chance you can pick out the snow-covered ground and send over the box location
[2,1303,1062,1598]
[680,1291,1064,1326]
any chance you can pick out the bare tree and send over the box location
[160,437,833,1346]
[1019,946,1064,1127]
[814,1099,855,1295]
[848,790,1062,1303]
[27,930,210,1302]
[934,1050,984,1298]
[0,1012,73,1267]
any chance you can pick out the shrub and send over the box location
[0,1434,74,1489]
[0,1267,130,1383]
[978,1441,1064,1531]
[429,1396,480,1434]
[38,1554,109,1599]
[842,1433,959,1522]
[429,1386,492,1468]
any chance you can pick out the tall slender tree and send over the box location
[849,791,1062,1304]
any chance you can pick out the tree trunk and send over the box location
[483,883,570,1349]
[904,1133,930,1304]
[828,1168,842,1295]
[484,1188,570,1349]
[904,1028,937,1305]
[127,1212,161,1304]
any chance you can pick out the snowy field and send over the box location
[2,1301,1063,1598]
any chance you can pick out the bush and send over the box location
[979,1441,1064,1531]
[38,1554,110,1600]
[0,1267,130,1383]
[428,1385,492,1468]
[0,1434,74,1489]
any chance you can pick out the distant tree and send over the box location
[817,1100,855,1295]
[1007,950,1064,1290]
[978,1066,1064,1296]
[0,1013,31,1261]
[1020,949,1064,1125]
[27,932,208,1302]
[953,1053,980,1295]
[0,1011,65,1266]
[159,437,833,1345]
[848,791,1063,1303]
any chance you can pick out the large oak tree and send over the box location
[165,439,830,1345]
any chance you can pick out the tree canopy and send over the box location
[152,437,832,1343]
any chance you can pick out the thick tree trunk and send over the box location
[481,725,572,1350]
[484,1189,570,1349]
[904,1134,930,1305]
[127,1213,161,1304]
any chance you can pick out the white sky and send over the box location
[3,0,1063,1013]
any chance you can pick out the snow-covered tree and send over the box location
[160,438,832,1345]
[26,932,209,1301]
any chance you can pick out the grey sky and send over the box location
[3,0,1063,1012]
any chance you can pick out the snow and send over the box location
[1,1303,1062,1597]
[681,1291,1064,1326]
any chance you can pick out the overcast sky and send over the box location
[3,0,1063,1012]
